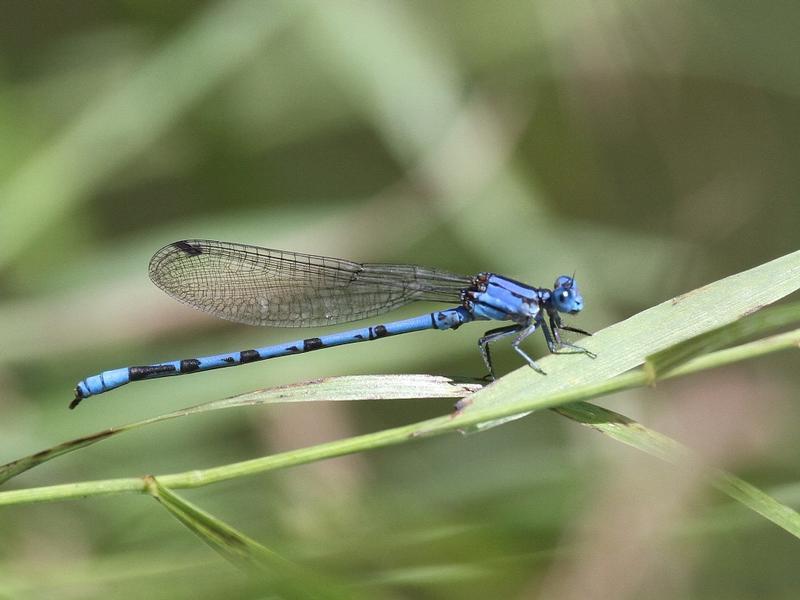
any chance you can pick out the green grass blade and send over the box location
[144,477,352,599]
[0,329,798,507]
[0,329,798,538]
[554,402,800,538]
[144,476,294,571]
[645,301,800,382]
[1,327,796,487]
[0,332,796,502]
[0,376,479,484]
[1,252,799,538]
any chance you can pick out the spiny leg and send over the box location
[542,317,570,353]
[547,315,597,359]
[511,322,547,375]
[478,324,523,380]
[559,324,592,337]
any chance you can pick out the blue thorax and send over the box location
[465,273,583,323]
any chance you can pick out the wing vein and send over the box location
[148,239,471,327]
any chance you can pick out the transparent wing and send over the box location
[148,239,472,327]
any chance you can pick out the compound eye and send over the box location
[554,276,570,289]
[559,290,570,302]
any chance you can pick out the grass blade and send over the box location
[554,402,800,538]
[1,251,799,538]
[644,301,800,382]
[0,329,798,539]
[144,477,352,599]
[0,376,479,484]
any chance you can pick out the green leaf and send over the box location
[0,375,480,484]
[554,402,800,538]
[144,477,353,599]
[644,301,800,383]
[1,251,799,539]
[0,331,798,538]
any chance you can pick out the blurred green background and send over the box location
[1,1,799,598]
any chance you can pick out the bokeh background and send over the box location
[1,1,799,598]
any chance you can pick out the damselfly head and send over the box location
[552,275,583,314]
